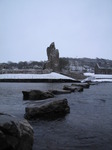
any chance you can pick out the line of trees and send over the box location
[0,58,112,71]
[0,61,44,70]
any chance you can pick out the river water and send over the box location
[0,82,112,150]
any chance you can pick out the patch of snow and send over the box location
[94,79,112,82]
[0,72,75,80]
[84,73,95,76]
[83,73,112,82]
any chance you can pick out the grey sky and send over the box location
[0,0,112,63]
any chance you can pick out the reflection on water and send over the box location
[0,82,112,150]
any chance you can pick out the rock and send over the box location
[44,42,60,72]
[24,99,70,120]
[49,89,71,95]
[76,86,84,92]
[0,113,33,150]
[63,85,83,92]
[22,90,54,100]
[71,83,90,88]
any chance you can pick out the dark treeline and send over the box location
[0,58,112,71]
[0,61,44,70]
[0,59,69,70]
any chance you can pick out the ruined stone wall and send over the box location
[44,42,60,72]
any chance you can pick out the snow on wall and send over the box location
[83,73,112,82]
[84,73,112,79]
[0,72,75,80]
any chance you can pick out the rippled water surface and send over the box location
[0,82,112,150]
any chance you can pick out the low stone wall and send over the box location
[0,78,76,83]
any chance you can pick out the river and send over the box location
[0,82,112,150]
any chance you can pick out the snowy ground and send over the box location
[0,72,75,80]
[83,73,112,82]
